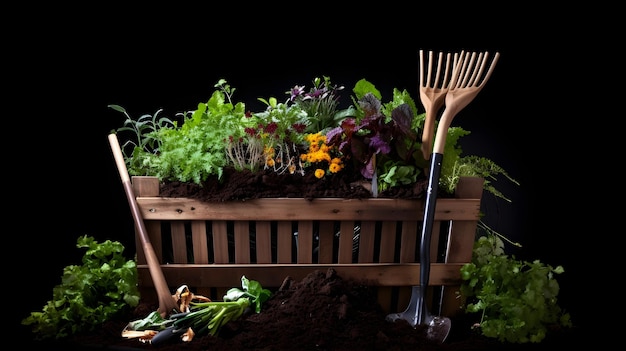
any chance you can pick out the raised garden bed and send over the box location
[131,175,484,318]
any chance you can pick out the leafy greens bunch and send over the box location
[22,235,140,340]
[459,228,572,344]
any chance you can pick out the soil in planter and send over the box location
[158,166,431,202]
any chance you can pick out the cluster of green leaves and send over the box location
[127,276,271,344]
[111,76,516,198]
[110,80,248,183]
[22,235,140,340]
[459,230,572,344]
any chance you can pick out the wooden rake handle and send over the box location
[108,133,179,317]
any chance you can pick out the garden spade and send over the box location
[386,50,499,343]
[109,133,179,318]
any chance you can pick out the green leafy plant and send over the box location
[458,226,572,344]
[111,76,516,199]
[22,235,140,340]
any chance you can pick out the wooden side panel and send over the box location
[130,176,484,315]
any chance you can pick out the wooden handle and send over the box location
[108,133,179,317]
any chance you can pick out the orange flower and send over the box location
[314,169,325,179]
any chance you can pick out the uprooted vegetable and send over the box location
[123,275,271,344]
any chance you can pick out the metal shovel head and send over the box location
[385,286,451,343]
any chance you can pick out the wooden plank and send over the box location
[441,285,463,316]
[357,221,375,263]
[377,287,393,313]
[255,221,272,264]
[137,197,481,221]
[379,221,397,263]
[317,221,334,264]
[447,220,477,263]
[137,263,466,288]
[337,221,354,263]
[399,220,418,263]
[276,221,292,263]
[132,176,160,196]
[212,221,229,263]
[431,220,442,262]
[145,220,162,263]
[191,220,208,264]
[297,221,313,264]
[171,221,187,263]
[234,221,250,264]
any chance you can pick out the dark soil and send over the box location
[158,166,431,202]
[43,269,578,351]
[26,169,580,350]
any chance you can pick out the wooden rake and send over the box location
[109,133,179,318]
[387,50,500,343]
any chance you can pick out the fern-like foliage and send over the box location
[439,137,520,201]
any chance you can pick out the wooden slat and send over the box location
[171,221,187,263]
[399,220,418,263]
[357,221,376,263]
[317,221,334,264]
[297,221,313,264]
[276,221,292,263]
[377,287,393,313]
[212,221,229,263]
[430,220,442,262]
[234,221,250,264]
[137,197,481,221]
[337,221,354,263]
[255,221,272,263]
[379,221,397,263]
[137,262,466,288]
[145,221,163,263]
[191,220,208,264]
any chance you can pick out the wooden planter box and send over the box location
[131,176,484,317]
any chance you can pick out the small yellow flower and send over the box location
[314,169,325,179]
[329,162,343,173]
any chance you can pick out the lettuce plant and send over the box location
[22,235,139,340]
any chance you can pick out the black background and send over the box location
[14,5,589,343]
